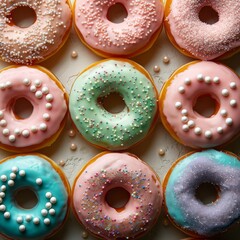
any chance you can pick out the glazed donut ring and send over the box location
[159,61,240,148]
[0,65,68,152]
[72,152,163,240]
[74,0,164,57]
[0,0,72,65]
[164,0,240,60]
[163,149,240,237]
[0,154,70,240]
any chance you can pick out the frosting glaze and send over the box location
[72,152,163,239]
[0,0,72,65]
[0,154,70,240]
[69,59,158,150]
[160,61,240,148]
[164,149,240,237]
[165,0,240,60]
[0,66,68,151]
[74,0,164,57]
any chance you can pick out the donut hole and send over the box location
[9,6,36,28]
[193,95,218,118]
[98,92,126,114]
[107,3,128,23]
[15,188,38,209]
[195,183,219,204]
[12,98,34,119]
[105,187,130,211]
[199,6,219,25]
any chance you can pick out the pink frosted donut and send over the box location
[165,0,240,60]
[0,0,72,65]
[74,0,164,57]
[0,66,68,152]
[72,152,163,239]
[159,61,240,148]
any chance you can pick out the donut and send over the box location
[73,0,164,58]
[0,153,70,239]
[0,65,68,152]
[69,59,158,151]
[72,152,163,239]
[159,61,240,149]
[164,0,240,60]
[0,0,72,65]
[163,149,240,237]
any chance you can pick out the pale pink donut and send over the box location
[74,0,164,57]
[0,0,72,65]
[72,152,163,239]
[160,61,240,148]
[165,0,240,60]
[0,66,68,152]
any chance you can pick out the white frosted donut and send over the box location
[0,0,72,65]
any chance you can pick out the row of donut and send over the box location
[0,59,239,152]
[0,149,239,239]
[1,0,239,65]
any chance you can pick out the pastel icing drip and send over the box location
[73,153,162,239]
[0,66,67,148]
[0,0,71,64]
[166,0,240,60]
[165,149,240,237]
[0,155,69,239]
[74,0,163,55]
[69,60,157,150]
[162,61,240,148]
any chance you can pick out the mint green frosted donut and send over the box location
[69,59,158,150]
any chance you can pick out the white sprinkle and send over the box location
[50,197,57,204]
[197,74,204,81]
[1,185,6,191]
[30,85,37,93]
[2,128,9,136]
[19,170,25,177]
[17,216,23,223]
[23,78,31,86]
[6,81,12,88]
[46,103,52,110]
[10,173,16,179]
[26,215,32,222]
[35,91,43,99]
[213,76,220,84]
[0,192,5,198]
[226,118,233,126]
[45,202,52,209]
[1,175,7,182]
[40,123,47,131]
[221,89,229,97]
[181,109,188,116]
[8,180,14,187]
[22,130,30,138]
[181,116,188,123]
[204,76,211,84]
[230,82,237,89]
[12,166,18,173]
[4,212,10,219]
[49,208,55,215]
[44,218,51,225]
[187,120,195,128]
[41,209,48,216]
[34,79,42,87]
[0,111,3,119]
[184,78,191,85]
[46,94,53,102]
[0,119,7,127]
[14,128,21,135]
[43,113,50,121]
[205,131,212,139]
[36,178,42,185]
[194,127,202,135]
[0,83,6,90]
[178,86,185,94]
[19,225,26,232]
[175,102,182,109]
[230,99,237,107]
[33,217,40,225]
[31,126,38,133]
[9,135,16,143]
[45,192,52,199]
[0,204,6,211]
[42,87,49,94]
[182,124,189,132]
[220,109,227,117]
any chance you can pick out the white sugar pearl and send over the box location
[30,85,37,92]
[50,197,57,204]
[1,175,7,182]
[0,204,6,211]
[226,118,233,126]
[197,74,204,81]
[34,79,42,87]
[45,202,52,209]
[12,166,18,173]
[41,209,48,216]
[23,78,31,86]
[49,208,55,215]
[14,128,21,135]
[0,83,6,90]
[6,81,12,88]
[17,216,23,223]
[31,126,38,133]
[33,217,40,225]
[45,192,52,199]
[19,170,25,177]
[1,185,6,191]
[4,212,10,219]
[175,102,182,109]
[184,78,191,85]
[8,180,14,187]
[178,86,185,94]
[230,99,237,107]
[0,119,7,127]
[46,94,53,102]
[19,225,26,232]
[9,135,16,143]
[42,87,49,94]
[230,82,237,89]
[26,215,32,222]
[220,109,227,117]
[204,76,211,84]
[40,123,47,131]
[181,116,188,123]
[46,103,52,110]
[2,128,9,136]
[205,131,212,139]
[43,113,50,121]
[10,173,16,179]
[0,111,3,119]
[181,109,188,116]
[35,91,43,99]
[182,125,189,132]
[22,130,30,138]
[44,218,51,225]
[188,120,195,128]
[0,192,5,198]
[221,89,229,97]
[213,76,220,84]
[36,178,42,185]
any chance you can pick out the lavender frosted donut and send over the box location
[164,149,240,237]
[165,0,240,60]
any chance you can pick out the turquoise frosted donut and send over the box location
[164,149,240,237]
[69,59,158,150]
[0,154,70,239]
